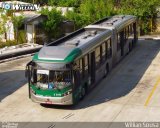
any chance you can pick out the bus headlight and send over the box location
[62,90,72,96]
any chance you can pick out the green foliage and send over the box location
[65,11,90,29]
[0,29,26,48]
[17,30,27,44]
[0,22,6,36]
[0,40,17,48]
[11,15,25,43]
[41,8,65,39]
[65,0,115,29]
[12,15,24,30]
[48,0,81,7]
[10,0,160,36]
[0,14,8,36]
[118,0,160,34]
[80,0,115,23]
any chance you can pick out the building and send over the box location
[0,1,74,44]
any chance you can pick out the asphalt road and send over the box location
[0,39,160,123]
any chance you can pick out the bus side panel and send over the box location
[111,30,118,67]
[90,51,96,86]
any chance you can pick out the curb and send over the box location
[0,46,42,62]
[138,36,160,40]
[0,53,34,63]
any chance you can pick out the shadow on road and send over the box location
[0,70,27,102]
[41,39,160,110]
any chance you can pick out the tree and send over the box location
[41,8,65,39]
[11,15,24,43]
[80,0,115,23]
[0,13,9,41]
[48,0,81,7]
[65,0,116,29]
[0,16,7,37]
[65,11,90,29]
[118,0,160,34]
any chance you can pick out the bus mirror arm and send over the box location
[25,61,32,78]
[25,61,33,99]
[25,67,28,78]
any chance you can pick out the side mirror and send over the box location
[25,61,32,79]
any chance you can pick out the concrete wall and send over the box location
[26,24,34,44]
[26,16,46,44]
[6,20,14,41]
[0,20,15,42]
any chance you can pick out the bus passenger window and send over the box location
[130,24,133,34]
[84,55,88,77]
[102,42,106,62]
[117,34,120,51]
[74,60,80,70]
[80,59,83,79]
[95,47,101,69]
[107,39,112,58]
[128,26,130,36]
[125,27,129,39]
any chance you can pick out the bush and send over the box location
[0,40,17,48]
[65,11,90,29]
[48,0,81,7]
[40,8,65,39]
[17,30,27,44]
[118,0,160,34]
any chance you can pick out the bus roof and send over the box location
[33,15,136,63]
[86,15,137,31]
[33,28,111,63]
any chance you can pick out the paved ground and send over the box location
[0,39,160,123]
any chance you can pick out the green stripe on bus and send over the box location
[64,48,82,62]
[31,85,72,97]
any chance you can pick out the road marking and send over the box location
[144,77,160,106]
[62,113,74,119]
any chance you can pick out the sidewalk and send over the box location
[138,34,160,40]
[0,43,42,61]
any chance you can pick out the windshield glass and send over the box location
[50,71,71,82]
[36,70,72,89]
[37,74,48,83]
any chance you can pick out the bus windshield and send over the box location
[36,70,72,89]
[49,71,72,82]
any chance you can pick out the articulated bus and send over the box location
[25,15,138,105]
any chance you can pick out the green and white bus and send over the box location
[25,15,138,105]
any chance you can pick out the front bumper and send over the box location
[30,90,73,105]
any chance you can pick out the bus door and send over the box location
[90,51,96,85]
[120,31,124,56]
